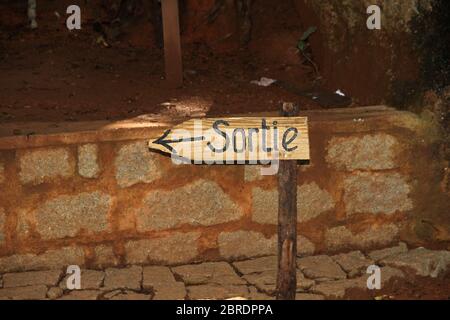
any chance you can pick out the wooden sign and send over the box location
[148,117,310,162]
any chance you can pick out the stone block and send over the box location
[3,270,62,288]
[136,180,243,231]
[59,270,105,290]
[325,224,400,251]
[115,141,163,188]
[381,248,450,278]
[326,134,400,171]
[142,266,176,289]
[78,144,100,178]
[104,266,142,290]
[187,284,249,300]
[218,231,276,259]
[0,246,85,273]
[94,245,119,268]
[153,282,186,300]
[34,191,112,239]
[125,232,200,265]
[297,255,347,280]
[368,242,408,261]
[252,183,334,224]
[58,290,101,300]
[331,251,373,276]
[172,262,245,286]
[18,147,74,185]
[344,172,413,215]
[0,285,48,300]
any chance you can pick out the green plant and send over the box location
[297,26,319,78]
[297,26,317,52]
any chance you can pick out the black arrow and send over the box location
[150,129,205,153]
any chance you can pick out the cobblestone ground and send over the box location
[0,243,449,300]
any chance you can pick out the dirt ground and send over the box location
[0,0,325,123]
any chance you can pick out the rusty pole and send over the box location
[276,102,299,300]
[161,0,183,88]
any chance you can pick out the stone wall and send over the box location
[0,107,447,272]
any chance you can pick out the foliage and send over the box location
[297,26,317,52]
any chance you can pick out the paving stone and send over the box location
[34,191,112,240]
[143,266,176,289]
[353,266,404,293]
[18,147,74,185]
[332,251,374,276]
[78,144,100,178]
[247,286,273,300]
[173,262,245,286]
[58,290,101,300]
[219,232,315,260]
[344,172,413,215]
[187,284,249,300]
[143,266,186,299]
[297,271,316,291]
[0,246,85,273]
[47,287,63,300]
[59,270,104,290]
[1,246,446,300]
[243,271,276,294]
[102,289,122,299]
[368,242,408,261]
[381,248,450,278]
[110,290,151,300]
[3,270,61,288]
[136,180,243,231]
[312,266,405,299]
[243,269,314,294]
[326,134,399,171]
[296,293,325,300]
[378,266,405,283]
[233,256,277,275]
[325,224,400,251]
[153,282,186,300]
[312,279,363,299]
[0,285,48,300]
[104,266,142,290]
[115,141,163,188]
[125,232,200,265]
[297,255,347,280]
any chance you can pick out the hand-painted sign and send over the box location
[148,117,309,163]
